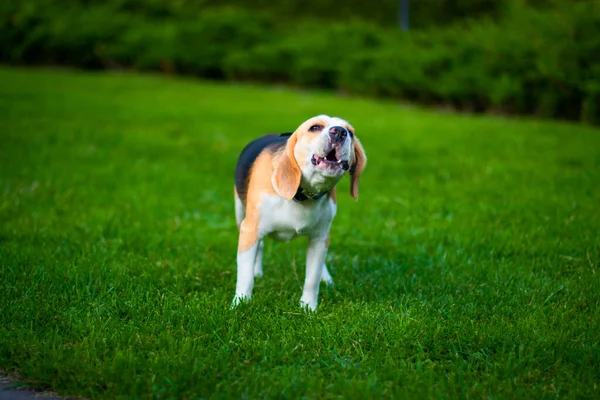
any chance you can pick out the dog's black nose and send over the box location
[329,126,348,143]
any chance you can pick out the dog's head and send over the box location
[272,115,367,200]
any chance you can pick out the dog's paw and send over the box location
[321,266,334,286]
[231,294,251,309]
[321,274,334,286]
[300,296,318,312]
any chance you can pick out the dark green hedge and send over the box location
[36,0,573,29]
[1,0,599,124]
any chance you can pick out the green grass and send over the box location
[0,66,599,399]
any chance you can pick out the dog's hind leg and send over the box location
[232,218,260,307]
[321,264,334,285]
[253,239,264,277]
[234,187,245,229]
[320,234,333,285]
[236,187,264,277]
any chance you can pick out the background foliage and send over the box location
[1,0,599,124]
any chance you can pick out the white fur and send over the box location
[234,194,245,228]
[253,240,264,277]
[259,193,336,242]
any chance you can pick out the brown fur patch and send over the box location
[272,133,301,200]
[350,137,367,200]
[238,219,259,253]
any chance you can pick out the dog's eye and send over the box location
[308,125,323,132]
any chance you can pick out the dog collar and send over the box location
[293,187,329,202]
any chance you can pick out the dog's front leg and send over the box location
[232,219,261,307]
[300,237,328,311]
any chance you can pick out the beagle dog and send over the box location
[232,115,366,311]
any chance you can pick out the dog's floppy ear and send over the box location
[349,137,367,200]
[272,133,301,200]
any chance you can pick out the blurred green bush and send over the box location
[1,0,598,124]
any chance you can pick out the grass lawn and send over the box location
[1,66,599,399]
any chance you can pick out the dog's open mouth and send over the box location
[311,148,350,171]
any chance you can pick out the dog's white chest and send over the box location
[259,194,335,241]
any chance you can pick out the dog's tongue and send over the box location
[311,154,330,165]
